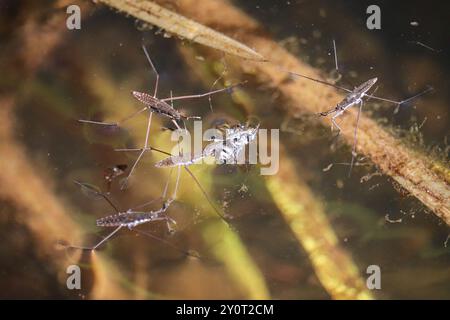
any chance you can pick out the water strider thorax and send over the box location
[132,91,183,120]
[96,209,168,228]
[336,77,378,111]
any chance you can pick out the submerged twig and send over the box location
[266,146,373,299]
[96,0,265,61]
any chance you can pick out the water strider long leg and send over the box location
[141,45,160,98]
[365,86,434,106]
[115,146,171,156]
[171,119,183,132]
[120,110,153,189]
[348,100,363,177]
[162,166,181,233]
[172,165,181,201]
[317,107,337,117]
[208,57,228,111]
[169,93,186,156]
[183,166,229,225]
[91,225,123,250]
[281,68,352,93]
[73,180,120,212]
[160,82,245,102]
[330,39,357,89]
[161,167,173,200]
[168,91,185,133]
[117,106,148,124]
[133,228,201,259]
[78,119,117,126]
[331,114,343,137]
[78,46,158,128]
[79,106,148,127]
[64,225,124,251]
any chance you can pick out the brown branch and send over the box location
[266,145,374,299]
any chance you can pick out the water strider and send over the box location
[156,122,260,167]
[64,168,201,258]
[281,41,433,175]
[209,123,260,164]
[154,122,260,223]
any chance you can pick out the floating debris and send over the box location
[322,163,333,172]
[408,40,442,53]
[385,213,403,224]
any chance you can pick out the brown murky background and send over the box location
[0,0,449,299]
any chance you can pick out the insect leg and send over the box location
[92,225,124,250]
[73,180,120,213]
[141,45,160,98]
[172,165,181,200]
[331,114,343,137]
[78,119,118,126]
[208,56,228,111]
[79,106,148,128]
[183,166,229,225]
[163,166,181,233]
[63,225,124,251]
[365,86,433,106]
[162,167,173,200]
[117,106,148,124]
[348,100,363,177]
[120,110,153,189]
[171,119,183,131]
[133,228,201,259]
[160,81,245,102]
[317,107,337,117]
[115,146,171,156]
[283,68,352,93]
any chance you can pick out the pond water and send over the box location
[0,0,448,299]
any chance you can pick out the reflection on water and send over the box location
[0,0,448,299]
